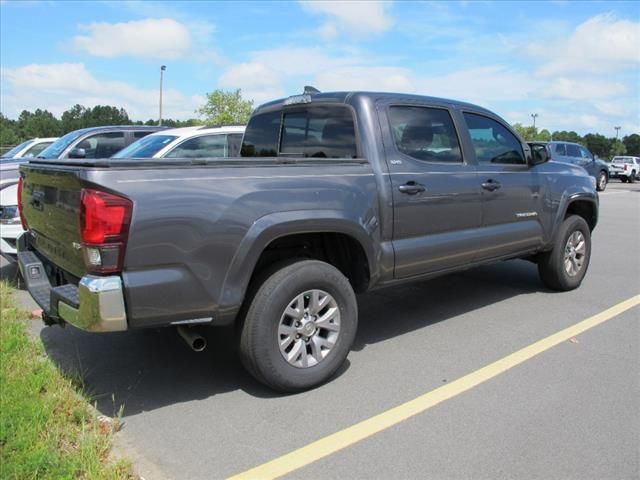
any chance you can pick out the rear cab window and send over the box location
[241,105,358,159]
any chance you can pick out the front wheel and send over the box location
[239,260,358,392]
[628,171,636,183]
[596,171,608,191]
[538,215,591,291]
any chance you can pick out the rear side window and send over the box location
[23,142,53,158]
[388,106,462,163]
[463,113,525,165]
[165,134,229,158]
[227,133,243,157]
[241,111,281,157]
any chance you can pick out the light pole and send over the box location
[614,126,621,140]
[158,65,166,126]
[531,113,538,129]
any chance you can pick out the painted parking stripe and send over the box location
[227,294,640,480]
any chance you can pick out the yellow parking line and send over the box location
[228,294,640,480]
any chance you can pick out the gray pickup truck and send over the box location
[18,90,598,391]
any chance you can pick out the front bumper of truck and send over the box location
[17,235,127,332]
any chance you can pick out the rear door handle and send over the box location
[481,179,501,192]
[398,182,426,195]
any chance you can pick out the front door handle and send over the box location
[398,182,426,195]
[481,179,501,192]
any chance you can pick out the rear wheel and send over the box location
[239,260,357,392]
[621,176,628,183]
[538,215,591,291]
[596,171,607,191]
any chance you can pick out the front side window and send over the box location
[579,146,592,159]
[463,113,525,165]
[112,135,178,159]
[241,111,281,157]
[38,130,87,159]
[555,143,567,156]
[74,132,126,159]
[165,134,229,158]
[566,144,581,158]
[388,106,462,163]
[280,106,357,158]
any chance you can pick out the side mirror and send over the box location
[528,144,549,166]
[68,147,86,159]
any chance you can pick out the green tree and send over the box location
[622,134,640,156]
[0,113,20,148]
[61,104,89,133]
[551,130,582,143]
[583,133,611,159]
[18,109,61,138]
[537,129,552,141]
[609,141,627,158]
[197,89,253,125]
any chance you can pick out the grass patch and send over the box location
[0,281,134,479]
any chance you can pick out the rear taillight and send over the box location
[624,164,628,171]
[80,188,132,274]
[17,177,27,230]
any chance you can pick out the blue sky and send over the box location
[1,0,638,136]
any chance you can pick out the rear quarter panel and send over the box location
[90,162,381,328]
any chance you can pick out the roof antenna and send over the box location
[303,85,320,95]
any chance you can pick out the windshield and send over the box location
[1,140,34,158]
[112,135,178,159]
[37,130,87,159]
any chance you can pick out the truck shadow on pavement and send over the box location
[38,259,547,418]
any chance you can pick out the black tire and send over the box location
[239,260,357,392]
[621,176,628,183]
[538,215,591,291]
[628,171,636,184]
[596,171,607,191]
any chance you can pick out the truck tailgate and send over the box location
[20,164,86,279]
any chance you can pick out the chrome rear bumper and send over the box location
[17,235,127,332]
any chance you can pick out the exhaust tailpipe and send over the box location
[177,326,207,352]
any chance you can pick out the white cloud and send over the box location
[529,13,640,76]
[73,18,192,59]
[542,77,628,101]
[1,63,204,120]
[299,0,393,38]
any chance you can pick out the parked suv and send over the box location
[112,125,245,159]
[36,125,165,161]
[608,156,640,183]
[545,141,609,191]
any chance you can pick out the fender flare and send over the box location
[549,191,598,246]
[217,209,377,318]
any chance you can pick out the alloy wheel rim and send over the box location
[277,289,340,368]
[564,230,586,277]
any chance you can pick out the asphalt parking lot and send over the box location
[2,180,639,480]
